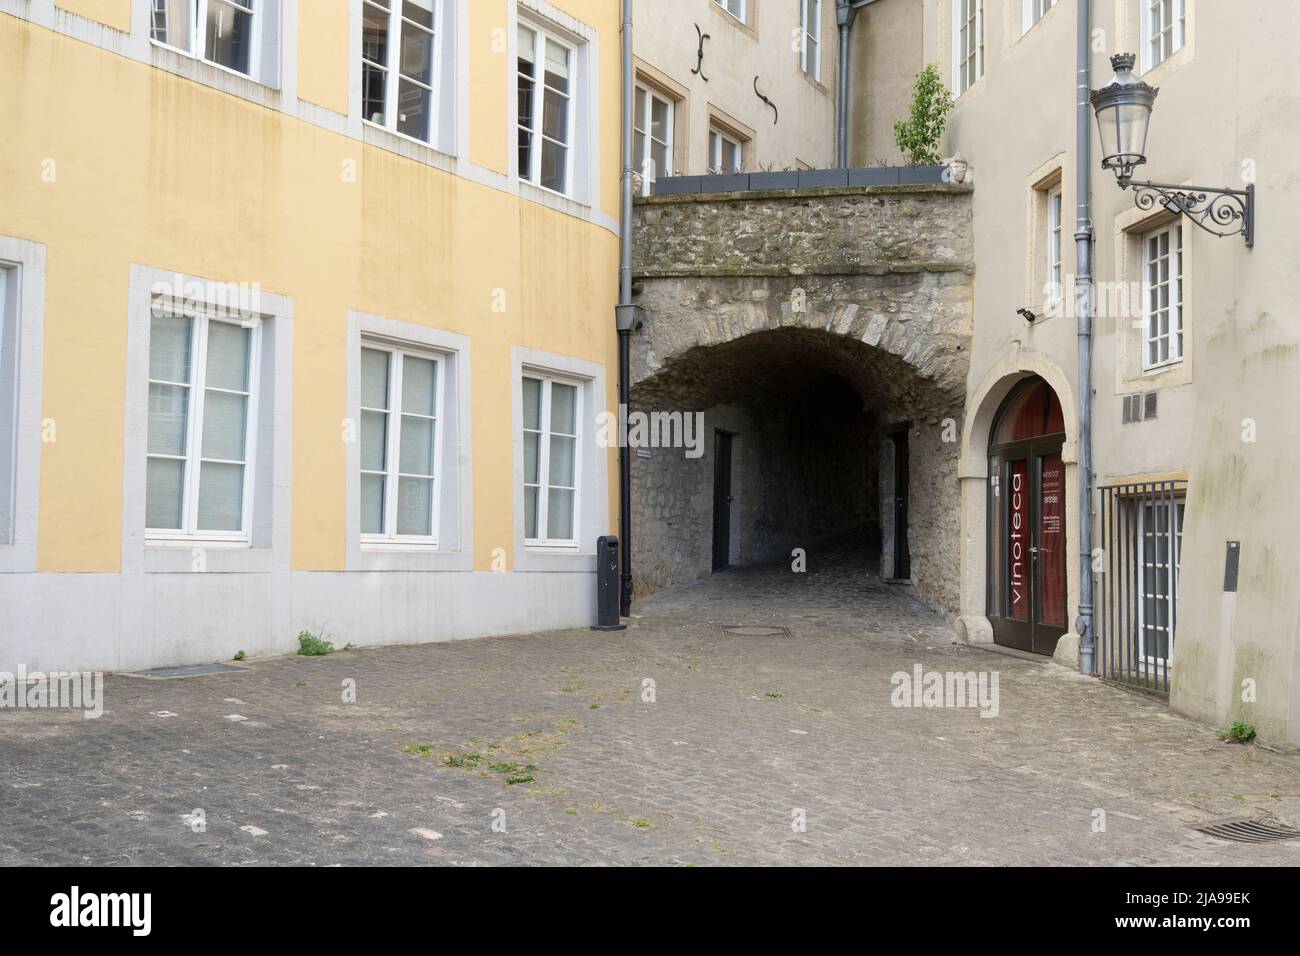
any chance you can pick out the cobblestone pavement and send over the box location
[3,535,1299,866]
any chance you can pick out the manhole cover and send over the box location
[125,662,248,680]
[1193,818,1300,844]
[721,626,790,637]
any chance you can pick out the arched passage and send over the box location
[629,326,963,612]
[630,183,975,615]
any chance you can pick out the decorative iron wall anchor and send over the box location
[753,76,777,125]
[1126,180,1255,247]
[692,24,710,81]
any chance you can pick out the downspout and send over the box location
[835,1,853,167]
[835,0,880,169]
[1075,0,1097,674]
[615,0,636,617]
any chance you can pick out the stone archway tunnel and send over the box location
[629,181,974,615]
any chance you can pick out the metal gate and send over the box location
[1095,480,1186,694]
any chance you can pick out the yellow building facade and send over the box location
[0,0,622,671]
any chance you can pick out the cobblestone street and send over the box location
[3,538,1299,866]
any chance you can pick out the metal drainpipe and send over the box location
[616,0,635,617]
[835,1,879,169]
[1075,0,1097,674]
[836,1,853,167]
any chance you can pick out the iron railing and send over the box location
[1096,480,1187,694]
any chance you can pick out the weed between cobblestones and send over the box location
[11,533,1298,865]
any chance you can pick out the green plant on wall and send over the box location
[893,63,954,167]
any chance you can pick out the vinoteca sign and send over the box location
[1008,461,1028,620]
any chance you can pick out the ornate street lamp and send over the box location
[1091,53,1255,246]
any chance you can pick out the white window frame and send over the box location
[951,0,983,96]
[1140,0,1186,72]
[516,19,578,198]
[510,347,607,572]
[149,0,266,80]
[125,266,292,575]
[0,267,8,541]
[1046,184,1063,307]
[360,0,442,145]
[1021,0,1057,34]
[346,314,471,572]
[714,0,745,24]
[800,0,822,81]
[146,308,263,544]
[709,127,743,175]
[1142,223,1183,370]
[359,341,446,546]
[634,83,674,196]
[522,371,582,549]
[1136,497,1184,665]
[0,239,45,573]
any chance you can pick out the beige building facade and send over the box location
[631,0,838,186]
[847,0,1300,747]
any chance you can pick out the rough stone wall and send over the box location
[631,398,875,597]
[630,184,973,616]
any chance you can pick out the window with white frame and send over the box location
[0,267,11,542]
[361,0,439,143]
[517,21,575,195]
[952,0,983,95]
[1138,498,1183,664]
[522,373,580,546]
[1023,0,1056,32]
[150,0,271,79]
[1141,0,1186,71]
[800,0,822,81]
[1046,184,1063,306]
[1143,223,1183,369]
[634,84,673,195]
[709,126,743,175]
[360,343,444,542]
[714,0,745,23]
[146,309,260,539]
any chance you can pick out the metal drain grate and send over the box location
[125,662,248,680]
[1193,817,1300,844]
[721,625,790,637]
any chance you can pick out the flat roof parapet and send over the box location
[643,165,963,200]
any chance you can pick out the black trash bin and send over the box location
[592,535,626,631]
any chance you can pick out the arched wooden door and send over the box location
[987,378,1068,655]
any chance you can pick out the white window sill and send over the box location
[361,542,440,551]
[361,122,457,173]
[144,543,273,574]
[519,180,589,218]
[525,541,580,552]
[149,39,260,85]
[148,43,281,109]
[515,547,596,574]
[1142,358,1183,376]
[352,548,473,573]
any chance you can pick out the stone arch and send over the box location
[630,185,974,613]
[953,349,1080,660]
